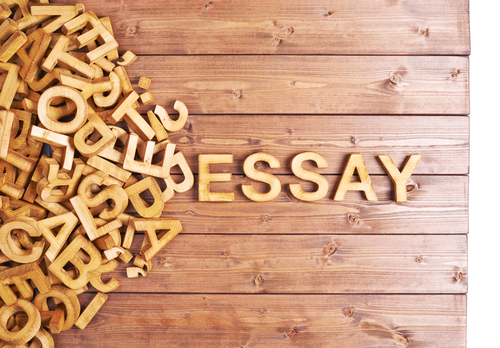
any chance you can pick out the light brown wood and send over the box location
[59,72,112,100]
[139,91,153,105]
[38,212,78,262]
[131,218,182,262]
[30,3,84,33]
[78,172,128,220]
[147,110,168,142]
[242,152,281,202]
[138,76,151,90]
[42,35,97,79]
[103,246,125,261]
[86,155,131,183]
[48,303,65,334]
[2,0,51,31]
[154,101,188,132]
[0,299,40,345]
[93,71,121,108]
[0,262,50,306]
[166,152,193,194]
[69,195,122,241]
[73,111,116,157]
[198,154,234,202]
[0,30,26,63]
[33,284,81,332]
[0,111,14,159]
[36,158,84,203]
[289,152,329,201]
[109,91,154,140]
[48,234,102,290]
[124,55,469,115]
[17,29,51,83]
[53,293,466,347]
[89,260,120,293]
[334,153,378,201]
[32,327,54,348]
[51,0,469,55]
[74,292,107,330]
[112,66,138,108]
[124,177,164,218]
[123,134,175,178]
[28,126,75,172]
[126,267,146,278]
[0,217,44,264]
[0,62,21,110]
[378,154,423,203]
[116,50,137,66]
[37,86,88,134]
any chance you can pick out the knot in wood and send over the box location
[232,90,242,99]
[254,274,264,285]
[284,27,294,35]
[184,313,191,319]
[204,1,212,10]
[126,26,137,35]
[389,73,402,85]
[343,307,354,318]
[415,256,424,263]
[285,328,298,339]
[259,309,267,316]
[326,243,337,255]
[288,80,295,87]
[287,128,294,135]
[406,183,418,194]
[418,27,429,36]
[262,214,271,223]
[455,271,463,281]
[451,69,460,78]
[325,11,334,17]
[188,210,195,216]
[347,213,359,224]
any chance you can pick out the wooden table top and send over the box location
[52,1,469,347]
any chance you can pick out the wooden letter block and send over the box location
[132,218,182,262]
[117,50,137,66]
[0,262,50,306]
[93,71,121,108]
[37,86,88,134]
[166,151,194,193]
[123,134,175,178]
[138,76,151,90]
[89,260,120,293]
[69,195,122,241]
[378,154,422,203]
[48,234,102,290]
[0,62,21,110]
[147,110,168,142]
[0,217,44,264]
[198,154,234,202]
[42,35,96,79]
[139,91,153,105]
[87,155,131,183]
[289,152,329,201]
[74,111,116,157]
[36,158,84,203]
[30,4,84,33]
[334,153,378,201]
[109,91,155,141]
[74,292,107,330]
[94,126,128,163]
[29,126,75,172]
[38,212,79,262]
[60,72,112,100]
[0,299,40,345]
[34,284,81,332]
[62,11,118,63]
[126,267,146,278]
[0,30,27,63]
[78,172,128,220]
[242,152,281,202]
[124,176,164,218]
[154,101,188,132]
[0,110,14,159]
[17,29,51,83]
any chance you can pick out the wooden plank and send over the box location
[53,0,470,55]
[127,55,469,115]
[96,234,467,294]
[148,175,469,234]
[166,115,469,175]
[54,294,466,348]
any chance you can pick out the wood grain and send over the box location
[94,234,467,294]
[53,0,470,55]
[165,115,469,175]
[148,175,469,234]
[54,294,466,348]
[126,55,469,115]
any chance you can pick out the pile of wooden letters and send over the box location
[0,1,193,346]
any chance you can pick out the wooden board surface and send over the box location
[55,0,470,55]
[154,175,468,234]
[54,294,466,348]
[167,115,469,175]
[92,234,468,294]
[128,55,469,115]
[46,0,469,346]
